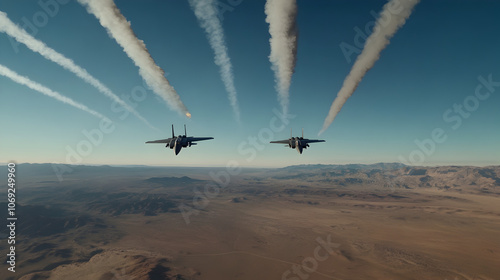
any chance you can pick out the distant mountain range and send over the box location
[279,162,407,171]
[145,176,204,185]
[2,163,499,195]
[266,164,500,196]
[5,162,498,176]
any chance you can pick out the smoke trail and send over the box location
[319,0,420,135]
[0,11,158,131]
[77,0,191,118]
[0,64,108,120]
[188,0,240,121]
[265,0,298,115]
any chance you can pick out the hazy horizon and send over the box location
[3,161,500,169]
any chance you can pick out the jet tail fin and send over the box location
[184,124,187,136]
[302,128,304,138]
[172,124,175,138]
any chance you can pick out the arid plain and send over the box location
[1,163,499,280]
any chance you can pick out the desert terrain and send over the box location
[1,163,499,279]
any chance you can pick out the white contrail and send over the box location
[265,0,298,115]
[188,0,240,122]
[0,11,158,131]
[0,64,108,120]
[319,0,420,135]
[77,0,191,118]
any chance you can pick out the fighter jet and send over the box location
[270,128,325,154]
[146,125,213,155]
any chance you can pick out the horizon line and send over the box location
[2,162,499,169]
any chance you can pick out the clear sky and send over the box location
[1,0,499,167]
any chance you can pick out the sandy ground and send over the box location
[39,188,500,280]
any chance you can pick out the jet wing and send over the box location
[301,139,325,144]
[145,138,173,144]
[187,137,214,142]
[270,139,289,144]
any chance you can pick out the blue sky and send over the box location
[1,0,499,167]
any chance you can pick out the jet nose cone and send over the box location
[297,145,303,154]
[175,144,182,155]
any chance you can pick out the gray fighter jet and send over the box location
[270,128,325,154]
[146,125,213,155]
